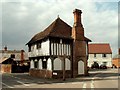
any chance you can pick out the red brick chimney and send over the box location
[72,9,84,40]
[73,9,82,26]
[72,9,88,77]
[21,50,24,65]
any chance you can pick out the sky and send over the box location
[1,0,119,56]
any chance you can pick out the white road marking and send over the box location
[16,81,30,86]
[11,75,21,79]
[2,82,14,88]
[71,82,81,84]
[55,83,65,84]
[82,82,86,88]
[91,80,94,89]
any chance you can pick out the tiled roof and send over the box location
[88,43,112,54]
[27,17,72,45]
[27,17,91,45]
[0,57,8,63]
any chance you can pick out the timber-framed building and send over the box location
[26,9,91,78]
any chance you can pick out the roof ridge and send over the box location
[48,18,59,34]
[49,17,72,34]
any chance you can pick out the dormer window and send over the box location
[37,43,41,49]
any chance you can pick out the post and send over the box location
[63,55,66,81]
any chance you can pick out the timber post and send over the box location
[63,54,66,81]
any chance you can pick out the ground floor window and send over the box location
[34,60,38,68]
[102,62,107,65]
[42,61,47,69]
[42,58,47,69]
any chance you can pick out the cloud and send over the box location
[1,1,118,56]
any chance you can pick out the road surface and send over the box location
[1,68,119,90]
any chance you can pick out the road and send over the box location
[1,68,119,90]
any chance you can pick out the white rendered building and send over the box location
[88,43,112,67]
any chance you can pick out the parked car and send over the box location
[91,62,99,69]
[99,64,107,69]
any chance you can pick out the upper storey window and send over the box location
[102,54,106,58]
[94,54,96,58]
[37,43,41,49]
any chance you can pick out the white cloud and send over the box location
[1,1,118,56]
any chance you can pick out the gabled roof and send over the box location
[0,57,8,63]
[27,17,91,45]
[88,43,112,54]
[27,17,72,45]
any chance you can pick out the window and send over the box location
[42,61,47,69]
[94,54,96,58]
[42,58,47,69]
[37,43,41,49]
[102,54,106,57]
[102,62,107,65]
[34,60,38,68]
[11,54,15,58]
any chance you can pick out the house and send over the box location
[88,43,112,68]
[112,48,120,68]
[0,46,29,73]
[26,9,91,78]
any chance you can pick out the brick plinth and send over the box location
[52,70,72,78]
[29,69,52,78]
[29,69,72,79]
[1,64,11,73]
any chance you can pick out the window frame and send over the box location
[42,60,47,69]
[37,43,41,49]
[34,60,38,68]
[102,54,107,58]
[94,54,96,58]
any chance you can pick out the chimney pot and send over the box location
[73,9,82,26]
[21,50,24,65]
[4,46,7,51]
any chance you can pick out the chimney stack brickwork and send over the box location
[73,9,82,26]
[72,9,88,77]
[21,50,25,65]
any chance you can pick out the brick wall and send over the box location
[1,64,11,73]
[29,69,52,78]
[112,58,120,68]
[52,70,72,78]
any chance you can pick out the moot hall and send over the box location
[27,9,91,78]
